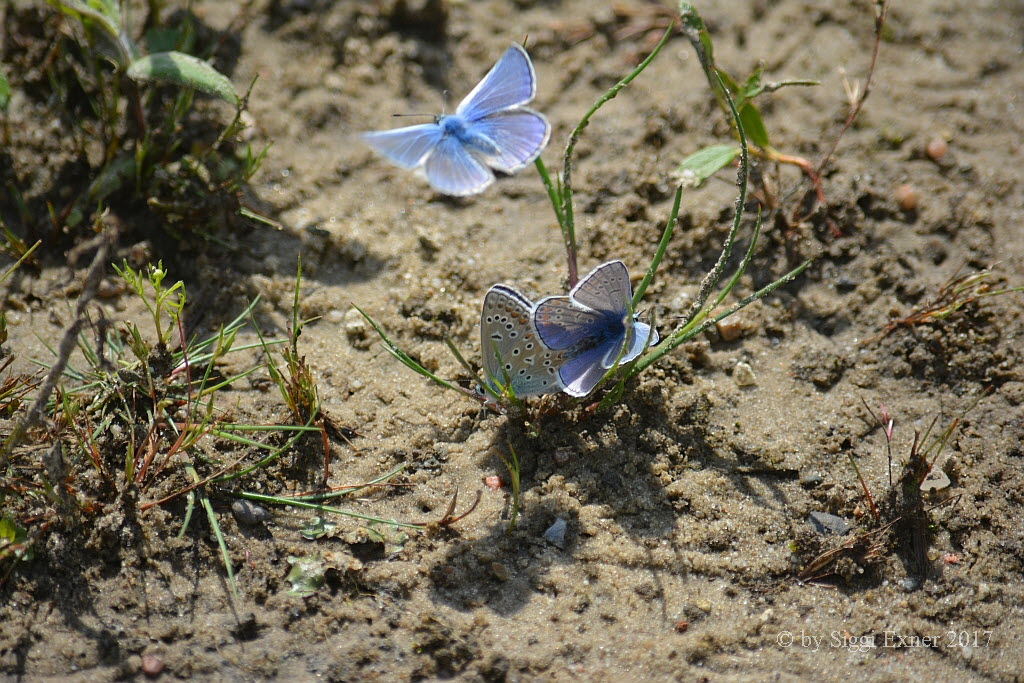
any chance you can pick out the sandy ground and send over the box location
[2,0,1024,680]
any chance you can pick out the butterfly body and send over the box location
[534,261,658,397]
[363,44,550,196]
[480,285,564,398]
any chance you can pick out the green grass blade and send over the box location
[186,465,238,601]
[633,185,682,308]
[232,491,425,530]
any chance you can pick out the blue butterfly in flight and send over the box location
[533,261,659,397]
[362,44,550,197]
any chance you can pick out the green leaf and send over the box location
[675,144,741,187]
[127,51,239,105]
[0,70,10,112]
[0,514,33,562]
[286,555,325,597]
[300,516,337,540]
[739,103,770,149]
[49,0,121,40]
[735,64,765,109]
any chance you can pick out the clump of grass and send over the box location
[0,257,428,595]
[798,393,986,584]
[866,262,1024,344]
[7,1,267,246]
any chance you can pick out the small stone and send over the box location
[325,309,345,324]
[344,308,369,346]
[835,276,857,293]
[733,361,756,387]
[899,577,920,592]
[323,72,344,90]
[799,472,824,488]
[920,465,951,492]
[542,517,568,548]
[96,277,125,299]
[716,319,745,342]
[925,137,948,162]
[895,184,919,211]
[491,562,510,581]
[141,653,164,677]
[808,511,850,535]
[232,500,270,525]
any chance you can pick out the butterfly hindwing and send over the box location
[557,344,613,398]
[571,260,632,314]
[424,135,495,196]
[481,285,563,397]
[468,109,550,173]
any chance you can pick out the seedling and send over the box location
[676,1,890,234]
[675,3,819,194]
[798,393,986,584]
[867,263,1024,344]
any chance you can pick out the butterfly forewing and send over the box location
[558,345,613,397]
[481,285,564,397]
[571,260,633,314]
[361,124,444,169]
[457,44,537,121]
[533,296,607,350]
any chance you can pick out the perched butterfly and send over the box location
[362,44,550,197]
[533,261,658,397]
[480,285,564,398]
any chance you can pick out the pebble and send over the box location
[542,517,568,548]
[232,500,270,525]
[141,654,164,677]
[925,137,948,161]
[491,562,510,581]
[799,472,824,488]
[716,319,745,342]
[895,184,919,211]
[899,577,920,592]
[344,308,369,343]
[808,511,850,535]
[733,361,757,387]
